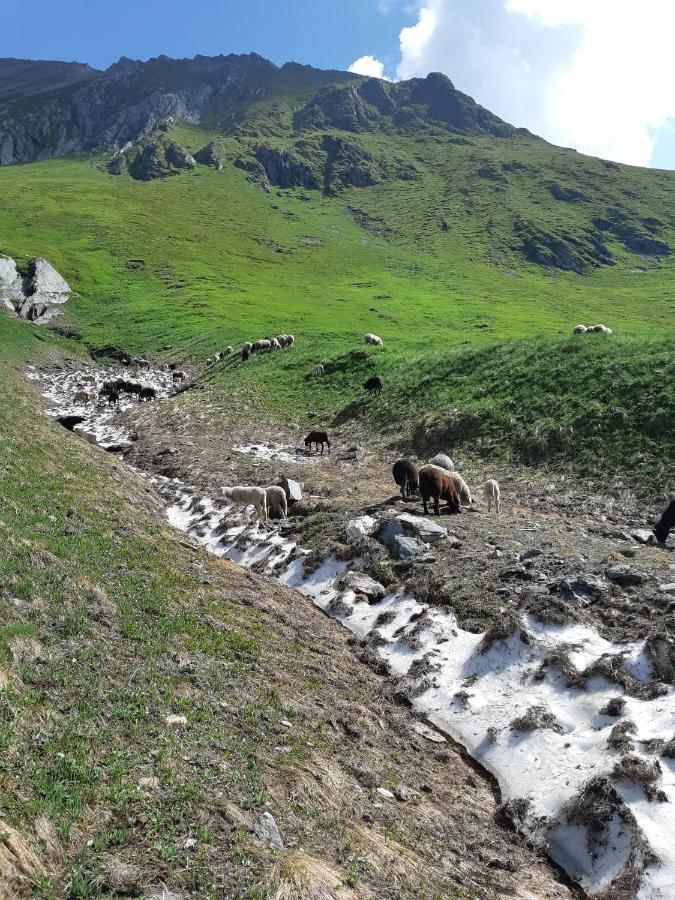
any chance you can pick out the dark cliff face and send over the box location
[0,54,517,166]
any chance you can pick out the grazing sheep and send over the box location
[265,485,288,520]
[241,347,251,362]
[419,465,461,516]
[573,325,587,335]
[426,465,472,506]
[653,498,675,545]
[172,371,186,382]
[269,338,281,350]
[364,376,382,395]
[252,340,265,352]
[139,386,156,402]
[126,382,144,397]
[224,346,234,356]
[305,430,331,454]
[73,390,90,404]
[589,324,612,334]
[364,333,384,346]
[393,459,419,500]
[429,453,454,471]
[106,390,120,406]
[286,334,295,348]
[243,341,253,354]
[222,486,267,521]
[259,339,272,352]
[311,364,324,376]
[600,325,613,334]
[484,479,501,515]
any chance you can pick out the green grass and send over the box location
[1,114,674,489]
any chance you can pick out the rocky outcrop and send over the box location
[515,218,614,273]
[252,145,320,189]
[194,140,225,170]
[0,255,71,323]
[109,136,196,180]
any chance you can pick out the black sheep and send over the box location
[653,498,675,544]
[304,430,331,454]
[139,386,156,402]
[393,459,419,499]
[364,376,382,395]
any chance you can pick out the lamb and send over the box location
[393,459,419,500]
[653,498,675,545]
[573,325,587,335]
[265,485,288,520]
[429,453,454,471]
[311,364,324,375]
[484,478,501,515]
[172,371,186,382]
[364,333,384,346]
[222,486,267,520]
[73,390,90,404]
[305,430,331,454]
[364,376,382,395]
[418,465,461,516]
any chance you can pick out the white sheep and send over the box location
[426,465,472,505]
[222,486,267,520]
[242,341,253,353]
[364,333,384,346]
[276,334,288,347]
[311,364,324,375]
[286,334,295,348]
[429,453,454,471]
[269,338,281,350]
[573,325,587,335]
[265,485,288,519]
[484,479,500,515]
[599,325,612,334]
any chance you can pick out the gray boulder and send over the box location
[0,255,23,305]
[397,512,447,545]
[279,476,302,503]
[345,515,377,542]
[559,574,607,606]
[341,571,386,601]
[392,535,427,560]
[253,810,284,850]
[378,519,405,548]
[25,256,70,300]
[631,529,656,544]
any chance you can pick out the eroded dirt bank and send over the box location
[30,357,674,898]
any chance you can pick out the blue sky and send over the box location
[2,0,674,169]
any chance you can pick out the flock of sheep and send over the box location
[393,454,500,517]
[241,334,295,362]
[572,323,612,335]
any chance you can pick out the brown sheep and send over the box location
[418,465,462,516]
[393,459,418,499]
[304,430,331,454]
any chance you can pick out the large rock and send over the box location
[0,255,23,306]
[25,256,70,300]
[396,512,447,545]
[391,534,427,560]
[253,811,284,850]
[345,515,377,542]
[279,476,302,503]
[559,574,607,607]
[341,571,386,601]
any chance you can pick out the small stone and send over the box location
[376,787,395,800]
[253,810,284,850]
[606,564,643,586]
[631,529,656,544]
[184,837,197,849]
[165,714,188,728]
[281,719,292,728]
[488,549,503,559]
[138,776,160,791]
[393,785,411,802]
[411,721,447,744]
[658,583,675,593]
[519,548,543,562]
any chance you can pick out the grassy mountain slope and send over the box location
[1,58,674,489]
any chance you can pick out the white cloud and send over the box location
[386,0,675,167]
[348,54,391,80]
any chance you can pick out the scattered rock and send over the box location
[606,564,643,586]
[396,512,447,544]
[519,548,543,563]
[252,810,284,850]
[631,529,656,544]
[411,721,447,744]
[279,476,302,503]
[658,583,675,593]
[345,515,377,542]
[376,787,395,800]
[488,549,503,559]
[559,574,607,606]
[391,534,427,560]
[340,571,386,602]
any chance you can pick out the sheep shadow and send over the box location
[332,398,370,427]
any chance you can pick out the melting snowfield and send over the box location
[32,365,675,899]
